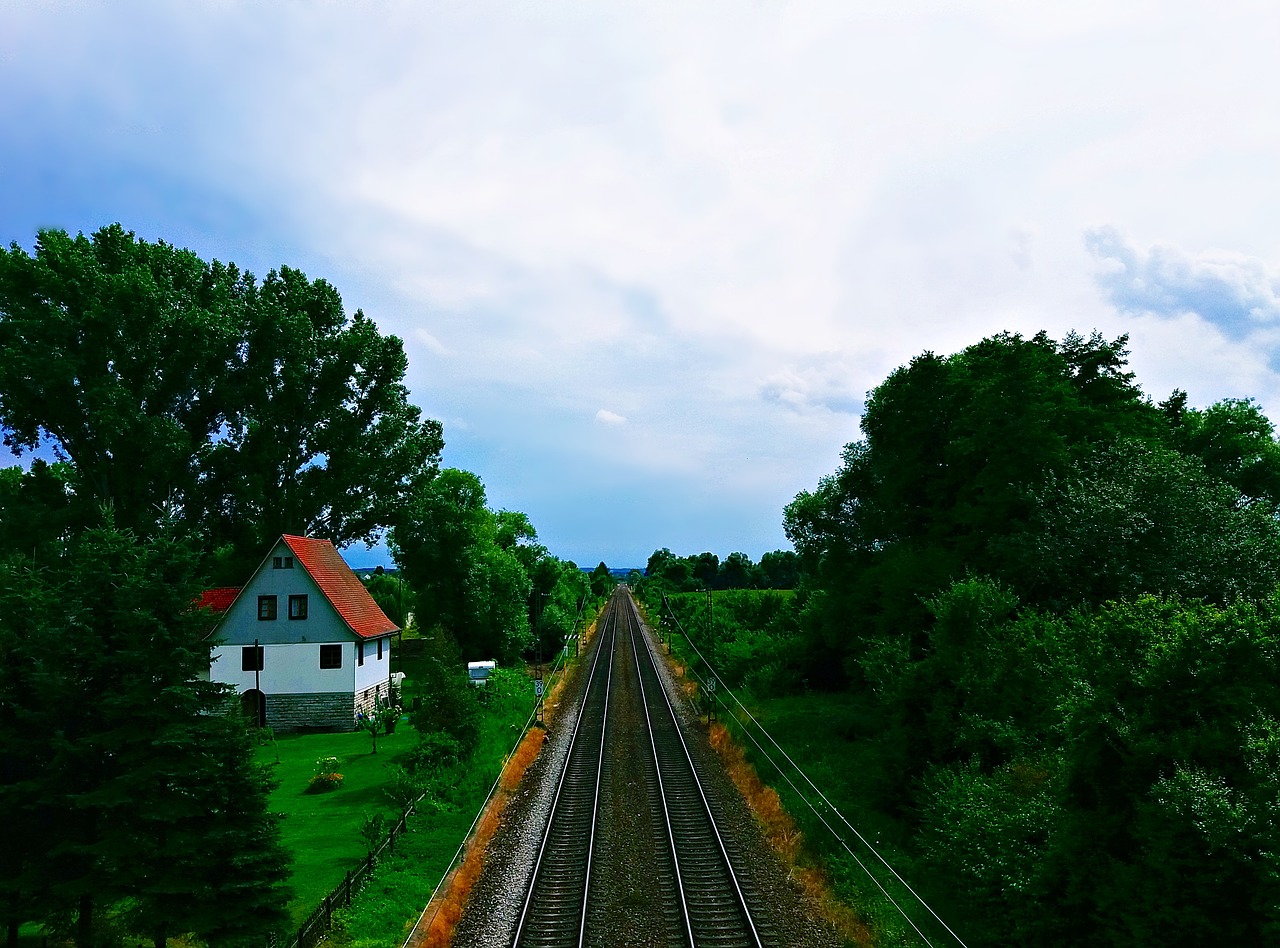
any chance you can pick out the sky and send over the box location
[3,1,1280,569]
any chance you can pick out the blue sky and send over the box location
[4,1,1280,569]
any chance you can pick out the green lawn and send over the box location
[257,723,415,924]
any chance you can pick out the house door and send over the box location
[241,689,266,727]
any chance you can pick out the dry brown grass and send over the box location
[707,720,874,946]
[405,615,603,947]
[405,724,547,948]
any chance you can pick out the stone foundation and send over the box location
[354,681,388,719]
[265,692,357,732]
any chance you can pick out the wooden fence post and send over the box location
[345,869,353,906]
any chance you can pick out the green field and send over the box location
[257,723,415,924]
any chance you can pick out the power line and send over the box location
[657,595,968,948]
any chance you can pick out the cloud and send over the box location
[759,355,867,416]
[8,2,1280,565]
[1085,227,1280,340]
[412,329,452,356]
[595,409,627,426]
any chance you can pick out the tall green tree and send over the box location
[0,524,292,946]
[391,469,532,661]
[0,225,442,565]
[1004,438,1280,607]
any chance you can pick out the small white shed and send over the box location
[467,660,498,687]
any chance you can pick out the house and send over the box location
[205,535,399,731]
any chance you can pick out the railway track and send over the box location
[513,588,766,948]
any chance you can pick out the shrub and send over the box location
[404,730,463,775]
[307,756,344,793]
[360,812,387,852]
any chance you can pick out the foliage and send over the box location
[359,813,388,853]
[769,329,1280,944]
[649,589,807,698]
[330,667,538,947]
[405,650,483,749]
[362,570,414,630]
[1002,438,1280,608]
[0,224,443,568]
[391,469,532,661]
[356,696,400,754]
[639,547,802,594]
[0,523,292,946]
[315,756,342,777]
[391,468,591,664]
[307,772,346,794]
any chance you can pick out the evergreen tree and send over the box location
[0,524,292,946]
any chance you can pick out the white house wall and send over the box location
[355,636,392,696]
[211,641,359,694]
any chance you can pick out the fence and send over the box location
[269,601,600,948]
[267,803,416,948]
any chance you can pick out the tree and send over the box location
[0,523,292,946]
[0,225,442,566]
[589,561,612,598]
[757,550,800,589]
[1168,397,1280,509]
[718,552,754,589]
[363,570,414,630]
[391,469,532,661]
[1003,439,1280,607]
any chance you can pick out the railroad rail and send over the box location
[513,588,766,947]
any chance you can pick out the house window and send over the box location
[241,646,264,671]
[258,596,277,621]
[272,556,294,569]
[358,641,365,666]
[289,595,308,620]
[319,644,342,669]
[377,638,383,661]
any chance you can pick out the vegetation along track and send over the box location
[513,587,767,948]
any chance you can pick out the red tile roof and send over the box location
[283,535,399,640]
[198,587,241,613]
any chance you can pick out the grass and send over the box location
[330,620,602,948]
[327,672,541,948]
[257,723,415,925]
[650,603,946,948]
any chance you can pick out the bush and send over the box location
[405,729,464,775]
[307,756,344,793]
[408,657,481,746]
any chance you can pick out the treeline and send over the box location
[639,547,800,592]
[659,330,1280,945]
[0,226,587,946]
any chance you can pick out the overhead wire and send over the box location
[657,596,968,948]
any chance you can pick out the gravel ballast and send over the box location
[450,594,845,948]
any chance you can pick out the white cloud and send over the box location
[412,329,452,356]
[7,0,1280,563]
[759,355,868,416]
[1086,227,1280,339]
